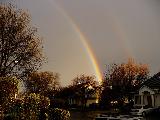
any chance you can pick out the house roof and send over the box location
[142,72,160,90]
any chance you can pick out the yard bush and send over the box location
[3,93,70,120]
[4,93,50,120]
[48,108,70,120]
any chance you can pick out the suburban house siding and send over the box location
[134,72,160,107]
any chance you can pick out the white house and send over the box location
[134,72,160,107]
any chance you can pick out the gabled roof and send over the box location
[139,85,155,95]
[142,72,160,90]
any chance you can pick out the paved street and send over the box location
[70,110,160,120]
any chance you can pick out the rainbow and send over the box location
[49,0,103,83]
[47,0,135,83]
[74,28,103,83]
[109,14,134,59]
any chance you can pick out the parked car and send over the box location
[130,105,154,116]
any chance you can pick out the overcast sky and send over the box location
[1,0,160,86]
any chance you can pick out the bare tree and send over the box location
[0,4,44,77]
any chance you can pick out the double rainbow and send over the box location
[48,0,135,83]
[49,0,103,83]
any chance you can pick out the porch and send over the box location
[134,85,160,107]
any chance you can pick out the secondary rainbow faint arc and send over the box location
[49,0,103,83]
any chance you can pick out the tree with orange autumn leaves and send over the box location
[100,59,149,107]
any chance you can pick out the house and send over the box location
[134,72,160,107]
[68,91,99,107]
[54,85,99,107]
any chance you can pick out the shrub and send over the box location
[2,93,70,120]
[5,93,50,120]
[48,108,70,120]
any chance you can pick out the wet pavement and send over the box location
[70,110,160,120]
